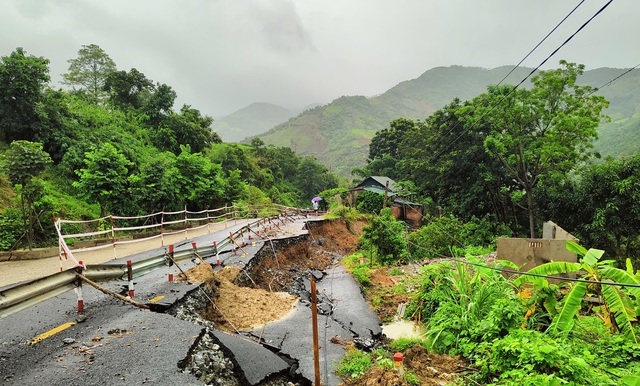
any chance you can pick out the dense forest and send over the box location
[0,45,339,251]
[356,61,640,268]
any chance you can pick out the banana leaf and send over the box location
[548,281,587,334]
[513,261,581,287]
[601,282,638,344]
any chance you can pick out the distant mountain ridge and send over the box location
[212,102,321,143]
[251,65,640,177]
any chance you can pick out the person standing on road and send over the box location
[312,199,319,216]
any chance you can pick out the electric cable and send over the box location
[432,0,613,161]
[587,63,640,95]
[496,0,586,87]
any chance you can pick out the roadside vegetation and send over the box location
[335,207,640,385]
[0,45,340,251]
[3,44,640,384]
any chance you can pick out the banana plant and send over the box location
[514,241,640,343]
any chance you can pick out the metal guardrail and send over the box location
[0,211,301,319]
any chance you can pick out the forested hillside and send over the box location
[0,45,339,251]
[258,64,640,177]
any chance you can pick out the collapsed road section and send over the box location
[0,218,380,386]
[171,219,381,386]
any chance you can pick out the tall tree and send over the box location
[62,44,116,103]
[73,143,134,216]
[574,156,640,264]
[365,118,415,180]
[3,140,52,250]
[473,61,609,237]
[396,101,517,227]
[104,68,153,110]
[0,47,50,143]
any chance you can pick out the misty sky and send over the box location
[1,0,637,117]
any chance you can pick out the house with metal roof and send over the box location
[349,176,424,227]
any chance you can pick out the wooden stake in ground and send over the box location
[166,253,192,284]
[229,234,248,257]
[310,278,321,386]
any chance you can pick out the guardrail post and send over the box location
[240,228,246,247]
[76,261,84,314]
[214,241,220,266]
[127,260,134,298]
[167,245,175,281]
[168,245,175,266]
[230,232,237,255]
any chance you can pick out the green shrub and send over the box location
[0,208,22,251]
[404,371,420,386]
[389,337,425,352]
[359,208,408,265]
[352,264,372,286]
[336,348,372,379]
[356,190,384,214]
[477,329,615,385]
[388,267,403,276]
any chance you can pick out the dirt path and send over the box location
[0,223,231,288]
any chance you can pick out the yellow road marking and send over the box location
[30,322,77,345]
[149,295,165,303]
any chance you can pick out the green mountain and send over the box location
[257,65,640,177]
[577,68,640,159]
[213,102,297,143]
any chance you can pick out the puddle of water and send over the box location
[381,320,425,340]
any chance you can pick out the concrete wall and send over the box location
[542,221,577,241]
[0,247,59,262]
[497,238,577,273]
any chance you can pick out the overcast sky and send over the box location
[1,0,636,117]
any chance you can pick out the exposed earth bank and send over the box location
[176,219,466,385]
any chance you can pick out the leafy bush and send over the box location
[359,208,408,265]
[407,215,463,259]
[356,190,384,214]
[352,264,372,286]
[0,208,22,250]
[476,329,615,385]
[416,259,525,357]
[407,215,511,259]
[404,371,420,386]
[336,347,372,379]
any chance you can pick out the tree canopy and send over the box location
[0,47,50,143]
[62,44,116,103]
[475,61,609,237]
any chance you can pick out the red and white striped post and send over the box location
[76,261,84,314]
[168,244,175,281]
[127,260,134,298]
[214,241,220,266]
[230,232,237,255]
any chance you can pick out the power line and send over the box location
[496,0,586,87]
[432,0,613,161]
[587,63,640,95]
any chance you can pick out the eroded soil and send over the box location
[179,219,468,385]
